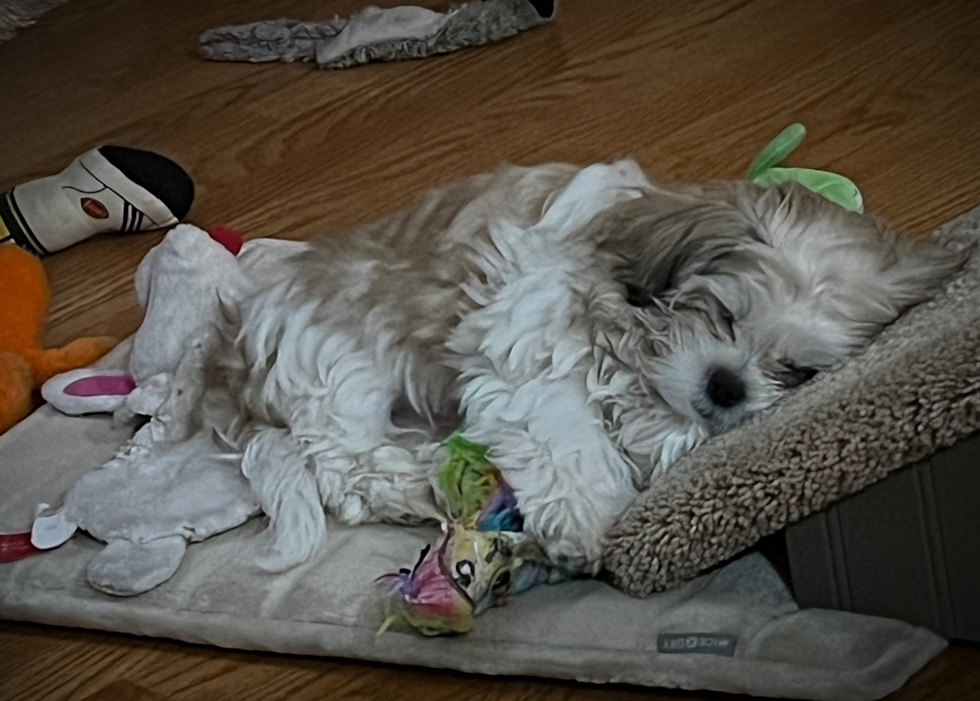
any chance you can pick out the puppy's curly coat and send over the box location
[201,161,959,573]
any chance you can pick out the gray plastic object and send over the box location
[785,432,980,642]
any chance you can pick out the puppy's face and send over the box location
[599,181,963,441]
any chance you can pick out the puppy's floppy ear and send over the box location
[768,181,968,312]
[880,229,970,308]
[594,195,761,306]
[743,181,969,322]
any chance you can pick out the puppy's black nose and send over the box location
[706,367,746,408]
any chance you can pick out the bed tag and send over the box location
[658,633,737,656]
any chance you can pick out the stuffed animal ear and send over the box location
[31,507,78,550]
[41,369,136,415]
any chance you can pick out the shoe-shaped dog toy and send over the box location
[1,145,194,255]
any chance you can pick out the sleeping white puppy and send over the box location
[196,161,960,574]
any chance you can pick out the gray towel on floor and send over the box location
[606,206,980,597]
[0,0,70,42]
[199,0,555,70]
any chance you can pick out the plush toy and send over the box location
[31,225,309,595]
[40,225,246,427]
[378,432,570,636]
[1,146,194,256]
[31,429,261,595]
[0,244,117,435]
[747,123,864,212]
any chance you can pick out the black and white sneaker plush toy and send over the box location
[0,146,194,256]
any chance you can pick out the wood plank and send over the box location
[2,621,978,701]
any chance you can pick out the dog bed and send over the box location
[10,202,980,699]
[0,367,944,700]
[605,205,980,597]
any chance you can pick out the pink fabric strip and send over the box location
[63,374,136,397]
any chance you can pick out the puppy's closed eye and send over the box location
[775,360,818,388]
[624,282,654,307]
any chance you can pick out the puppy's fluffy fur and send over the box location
[203,161,960,573]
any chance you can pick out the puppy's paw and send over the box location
[523,504,607,575]
[242,428,326,572]
[544,536,604,576]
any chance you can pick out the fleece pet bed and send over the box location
[0,350,945,701]
[606,205,980,597]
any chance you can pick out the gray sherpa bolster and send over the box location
[605,207,980,597]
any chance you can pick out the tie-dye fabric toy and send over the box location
[378,433,571,636]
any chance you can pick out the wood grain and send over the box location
[1,0,979,699]
[2,621,979,701]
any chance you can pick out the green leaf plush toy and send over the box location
[747,123,864,213]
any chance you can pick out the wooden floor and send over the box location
[2,0,980,699]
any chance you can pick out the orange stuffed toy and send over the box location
[0,245,117,434]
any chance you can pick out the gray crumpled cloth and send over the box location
[0,0,70,43]
[199,0,555,70]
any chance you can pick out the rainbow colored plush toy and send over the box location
[378,433,571,636]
